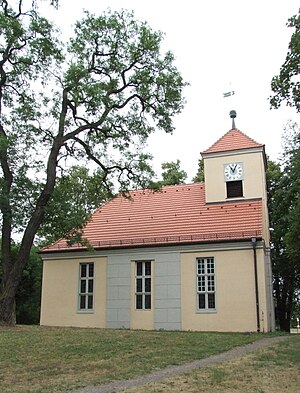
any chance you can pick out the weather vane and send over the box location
[223,90,235,98]
[223,82,237,129]
[223,81,235,98]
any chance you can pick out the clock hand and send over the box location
[230,164,237,173]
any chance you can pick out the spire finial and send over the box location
[229,110,237,129]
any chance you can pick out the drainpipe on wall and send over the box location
[251,237,260,332]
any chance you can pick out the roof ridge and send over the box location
[114,182,205,197]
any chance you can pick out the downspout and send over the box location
[251,237,260,332]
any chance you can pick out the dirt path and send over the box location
[72,335,291,393]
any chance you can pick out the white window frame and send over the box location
[196,257,216,312]
[135,260,151,310]
[78,262,94,312]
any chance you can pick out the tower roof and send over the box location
[202,129,264,155]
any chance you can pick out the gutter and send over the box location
[251,237,260,332]
[39,235,263,255]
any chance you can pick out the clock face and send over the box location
[224,162,243,181]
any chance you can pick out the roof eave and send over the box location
[201,145,265,158]
[39,234,263,255]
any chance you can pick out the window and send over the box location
[135,261,151,310]
[226,180,243,198]
[79,263,94,311]
[196,257,216,311]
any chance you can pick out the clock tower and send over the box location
[201,121,267,205]
[199,115,274,333]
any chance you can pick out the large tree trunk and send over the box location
[0,121,15,325]
[276,302,291,332]
[0,2,69,326]
[0,283,17,326]
[0,245,33,325]
[274,275,295,332]
[0,210,54,326]
[0,139,62,326]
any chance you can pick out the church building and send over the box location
[40,122,275,332]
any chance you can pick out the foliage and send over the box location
[0,243,42,324]
[269,6,300,329]
[0,2,187,325]
[267,122,300,331]
[284,130,300,259]
[193,158,204,182]
[270,9,300,111]
[38,166,113,245]
[15,247,42,324]
[159,159,187,186]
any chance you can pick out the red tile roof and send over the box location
[202,129,264,154]
[41,183,263,252]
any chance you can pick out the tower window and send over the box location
[226,180,243,198]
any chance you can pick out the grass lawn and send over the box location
[127,334,300,393]
[0,325,285,393]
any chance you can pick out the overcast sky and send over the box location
[40,0,299,181]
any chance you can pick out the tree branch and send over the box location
[73,137,107,172]
[111,93,146,112]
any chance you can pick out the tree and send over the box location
[269,8,300,329]
[160,160,187,186]
[0,3,186,325]
[193,158,204,182]
[281,123,300,328]
[284,128,300,260]
[270,9,300,111]
[267,122,300,331]
[267,159,293,331]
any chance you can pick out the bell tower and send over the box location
[201,112,268,205]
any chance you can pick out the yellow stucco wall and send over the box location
[204,150,267,203]
[40,256,107,328]
[180,247,269,332]
[130,260,154,330]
